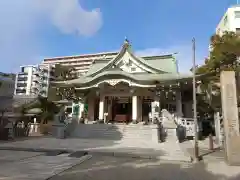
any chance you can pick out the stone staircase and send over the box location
[68,123,190,161]
[161,128,190,161]
[69,124,159,143]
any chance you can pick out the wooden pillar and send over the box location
[132,96,138,122]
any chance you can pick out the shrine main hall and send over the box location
[54,40,195,123]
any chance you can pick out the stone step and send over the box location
[73,133,153,138]
[70,124,158,143]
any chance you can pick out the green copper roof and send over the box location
[85,61,108,76]
[55,70,193,88]
[85,54,177,77]
[143,55,178,74]
[53,40,193,89]
[85,41,177,77]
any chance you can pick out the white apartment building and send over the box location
[216,5,240,35]
[14,64,55,97]
[43,52,118,76]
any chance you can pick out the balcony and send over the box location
[18,72,28,76]
[16,87,26,90]
[17,77,28,81]
[16,89,26,94]
[17,81,27,85]
[17,83,27,88]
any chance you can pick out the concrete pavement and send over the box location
[0,137,192,162]
[0,150,91,180]
[0,149,239,180]
[49,155,240,180]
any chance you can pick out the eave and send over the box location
[53,71,195,90]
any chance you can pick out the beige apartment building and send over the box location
[43,52,118,77]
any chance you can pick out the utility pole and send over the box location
[192,38,199,162]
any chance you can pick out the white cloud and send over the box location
[35,0,102,36]
[136,44,207,73]
[0,0,102,73]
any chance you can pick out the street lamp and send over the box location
[192,38,199,162]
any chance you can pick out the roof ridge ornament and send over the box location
[123,37,130,48]
[124,36,129,43]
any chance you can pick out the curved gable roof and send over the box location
[86,40,173,77]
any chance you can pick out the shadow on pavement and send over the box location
[49,155,240,180]
[0,136,122,153]
[68,124,124,141]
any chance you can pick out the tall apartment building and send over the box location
[14,64,55,97]
[216,5,240,35]
[43,52,118,76]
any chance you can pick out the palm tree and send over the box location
[27,96,61,134]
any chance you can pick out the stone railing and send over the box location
[14,122,40,137]
[29,123,40,134]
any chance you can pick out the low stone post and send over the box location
[209,133,214,150]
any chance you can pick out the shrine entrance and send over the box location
[111,97,132,123]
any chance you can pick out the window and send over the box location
[235,11,240,18]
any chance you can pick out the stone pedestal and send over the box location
[220,71,240,165]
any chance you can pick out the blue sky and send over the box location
[0,0,236,73]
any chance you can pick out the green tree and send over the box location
[28,96,60,124]
[196,31,240,112]
[48,64,78,102]
[197,31,240,78]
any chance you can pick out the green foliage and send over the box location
[49,64,78,101]
[26,96,61,123]
[54,64,77,81]
[196,31,240,79]
[38,96,60,122]
[195,31,240,112]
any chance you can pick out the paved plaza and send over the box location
[0,136,225,162]
[0,136,192,162]
[50,155,240,180]
[0,149,240,180]
[0,137,235,180]
[0,150,91,180]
